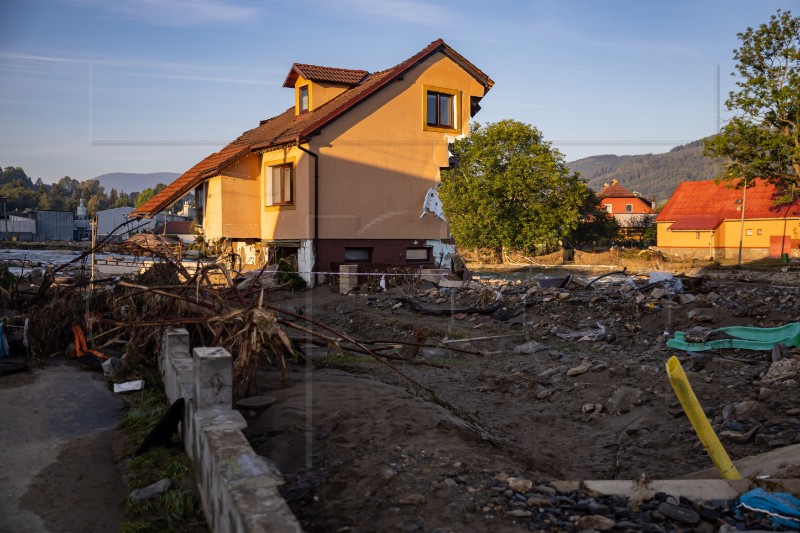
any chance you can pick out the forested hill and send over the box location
[567,139,724,204]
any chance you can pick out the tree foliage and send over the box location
[439,120,591,254]
[704,9,800,196]
[567,189,620,248]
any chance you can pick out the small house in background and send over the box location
[655,179,800,260]
[95,207,192,242]
[131,39,494,286]
[151,220,196,244]
[596,180,654,239]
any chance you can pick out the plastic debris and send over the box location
[738,487,800,530]
[114,379,145,393]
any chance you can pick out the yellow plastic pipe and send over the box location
[666,356,741,480]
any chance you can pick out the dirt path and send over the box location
[0,358,127,533]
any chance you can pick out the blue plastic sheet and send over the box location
[738,487,800,530]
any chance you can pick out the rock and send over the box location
[771,343,788,363]
[733,400,772,418]
[684,326,715,343]
[656,502,699,525]
[513,340,548,354]
[381,468,398,481]
[566,358,592,377]
[604,386,644,414]
[706,292,721,302]
[130,478,171,501]
[678,293,696,305]
[582,403,602,414]
[650,288,668,299]
[398,493,426,505]
[506,509,532,517]
[101,356,123,378]
[507,477,532,493]
[720,427,757,444]
[532,484,557,496]
[526,496,553,507]
[764,357,800,383]
[577,515,615,530]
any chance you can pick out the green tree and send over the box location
[567,190,620,248]
[440,120,590,254]
[135,183,166,208]
[704,9,800,196]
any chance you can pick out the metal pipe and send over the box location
[296,137,319,284]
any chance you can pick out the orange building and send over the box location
[132,40,493,285]
[596,180,654,238]
[655,179,800,260]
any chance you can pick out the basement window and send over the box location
[405,247,430,263]
[344,247,371,263]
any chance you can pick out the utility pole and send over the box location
[1,196,7,242]
[737,179,748,266]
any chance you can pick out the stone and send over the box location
[526,496,553,507]
[765,358,800,383]
[130,478,171,501]
[101,356,123,378]
[650,288,668,299]
[604,386,644,414]
[507,477,533,493]
[656,502,699,525]
[513,340,548,354]
[684,326,715,343]
[507,509,532,517]
[678,293,696,305]
[577,515,615,530]
[733,400,772,418]
[566,358,592,377]
[398,493,426,505]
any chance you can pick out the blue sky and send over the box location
[0,0,793,183]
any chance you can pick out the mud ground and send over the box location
[243,265,800,532]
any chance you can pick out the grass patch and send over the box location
[115,363,208,533]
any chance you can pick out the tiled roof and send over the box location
[283,64,368,88]
[666,215,724,231]
[597,182,637,199]
[131,144,248,217]
[132,39,494,218]
[655,179,800,229]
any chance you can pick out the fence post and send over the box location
[193,347,234,409]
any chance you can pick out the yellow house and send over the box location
[132,39,493,285]
[655,179,800,260]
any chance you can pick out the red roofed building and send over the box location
[655,179,800,260]
[596,179,654,238]
[131,39,493,285]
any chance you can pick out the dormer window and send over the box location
[423,86,459,131]
[299,85,309,113]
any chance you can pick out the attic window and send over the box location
[424,86,458,131]
[626,204,633,213]
[299,85,309,113]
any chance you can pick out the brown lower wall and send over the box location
[316,238,447,272]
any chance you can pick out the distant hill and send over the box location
[93,172,180,194]
[567,140,724,204]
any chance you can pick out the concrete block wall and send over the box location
[159,328,302,532]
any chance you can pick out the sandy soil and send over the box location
[241,267,800,531]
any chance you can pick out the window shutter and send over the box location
[284,167,292,203]
[265,167,275,205]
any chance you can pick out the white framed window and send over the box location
[424,86,459,131]
[746,229,753,236]
[266,164,293,206]
[299,85,309,113]
[604,204,612,213]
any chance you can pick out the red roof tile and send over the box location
[283,64,368,88]
[132,39,494,218]
[655,179,800,229]
[666,215,724,231]
[597,182,637,199]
